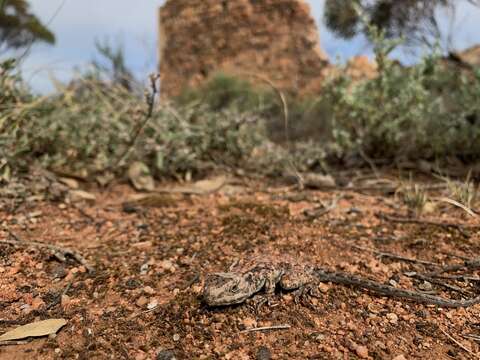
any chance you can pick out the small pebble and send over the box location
[387,312,398,324]
[256,346,271,360]
[355,345,369,359]
[156,350,176,360]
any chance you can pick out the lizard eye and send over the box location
[230,283,240,293]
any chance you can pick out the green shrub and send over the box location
[1,66,267,180]
[322,24,480,162]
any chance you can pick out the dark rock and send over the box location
[256,346,272,360]
[157,349,176,360]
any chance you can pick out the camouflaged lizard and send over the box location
[202,259,480,308]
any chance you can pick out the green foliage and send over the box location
[3,24,480,183]
[92,38,134,90]
[396,179,428,217]
[0,64,266,180]
[176,73,276,113]
[0,58,51,177]
[323,0,474,48]
[322,22,480,162]
[0,0,55,51]
[442,172,477,208]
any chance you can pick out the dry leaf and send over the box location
[68,190,96,204]
[58,177,79,189]
[0,319,67,342]
[156,175,227,195]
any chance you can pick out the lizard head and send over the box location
[202,272,266,306]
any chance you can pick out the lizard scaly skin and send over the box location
[202,260,480,308]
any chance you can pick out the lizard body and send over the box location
[202,260,480,308]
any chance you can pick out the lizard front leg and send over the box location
[279,267,318,304]
[250,268,284,311]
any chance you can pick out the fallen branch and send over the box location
[240,324,291,333]
[405,272,471,295]
[426,258,480,278]
[430,274,480,282]
[1,230,95,273]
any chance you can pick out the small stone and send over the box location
[31,296,45,310]
[172,334,180,342]
[135,351,147,360]
[20,304,31,314]
[242,317,257,329]
[355,345,369,359]
[159,260,175,272]
[132,241,153,250]
[140,263,149,274]
[128,162,155,191]
[136,296,148,307]
[317,283,330,293]
[61,294,72,309]
[387,312,398,324]
[418,281,433,291]
[147,299,158,310]
[143,286,156,295]
[256,346,271,360]
[156,349,176,360]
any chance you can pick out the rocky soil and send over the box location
[1,174,480,359]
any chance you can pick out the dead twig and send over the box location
[240,324,291,333]
[375,212,475,237]
[46,282,73,310]
[405,272,471,295]
[111,73,160,170]
[430,274,480,282]
[463,334,480,343]
[1,230,95,273]
[425,258,480,278]
[436,197,477,218]
[0,339,33,346]
[439,327,480,359]
[350,244,440,267]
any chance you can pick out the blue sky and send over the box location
[11,0,480,93]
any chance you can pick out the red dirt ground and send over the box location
[1,176,480,359]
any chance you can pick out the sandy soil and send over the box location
[1,177,480,359]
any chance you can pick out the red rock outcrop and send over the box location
[158,0,330,98]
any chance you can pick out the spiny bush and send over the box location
[0,64,267,181]
[0,59,53,178]
[322,21,480,162]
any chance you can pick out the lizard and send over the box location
[202,259,480,308]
